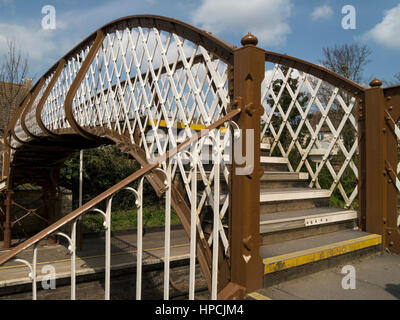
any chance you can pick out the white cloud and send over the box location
[311,5,333,21]
[364,4,400,50]
[0,23,78,77]
[0,24,56,61]
[191,0,292,47]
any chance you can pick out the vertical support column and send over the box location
[3,190,13,249]
[77,150,83,251]
[2,140,12,248]
[382,89,400,252]
[357,94,366,231]
[43,169,59,246]
[230,33,264,294]
[363,79,386,237]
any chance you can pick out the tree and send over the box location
[318,43,372,151]
[58,145,159,211]
[266,66,310,168]
[0,39,30,136]
[319,43,372,85]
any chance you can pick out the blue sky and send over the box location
[0,0,399,86]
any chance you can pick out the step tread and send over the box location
[260,207,356,224]
[260,229,381,263]
[260,156,288,164]
[260,188,330,202]
[261,171,308,181]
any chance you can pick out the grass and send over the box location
[82,207,181,233]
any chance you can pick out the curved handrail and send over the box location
[35,60,66,137]
[384,84,400,97]
[264,50,366,99]
[0,107,241,266]
[20,78,46,140]
[4,15,235,142]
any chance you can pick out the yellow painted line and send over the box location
[0,243,189,271]
[247,292,272,300]
[148,120,227,132]
[263,234,382,274]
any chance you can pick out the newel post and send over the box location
[363,79,386,238]
[229,33,264,295]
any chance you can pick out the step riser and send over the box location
[260,220,357,245]
[261,163,289,172]
[261,181,308,189]
[261,198,330,214]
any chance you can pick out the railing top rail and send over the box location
[0,108,241,266]
[383,84,400,97]
[263,50,366,99]
[4,14,236,142]
[27,14,236,97]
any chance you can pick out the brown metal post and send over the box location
[3,190,13,249]
[43,176,58,246]
[363,79,386,237]
[382,87,400,252]
[3,138,12,249]
[229,33,264,295]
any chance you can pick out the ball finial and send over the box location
[370,78,382,87]
[241,32,258,46]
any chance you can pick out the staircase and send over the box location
[248,154,382,299]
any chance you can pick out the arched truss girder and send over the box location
[5,15,236,146]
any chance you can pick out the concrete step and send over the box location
[260,156,289,172]
[260,188,330,214]
[260,208,358,245]
[260,229,381,287]
[261,171,308,189]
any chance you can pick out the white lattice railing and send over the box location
[261,62,359,208]
[0,119,238,300]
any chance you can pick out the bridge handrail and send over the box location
[264,50,366,98]
[0,108,241,299]
[4,14,236,146]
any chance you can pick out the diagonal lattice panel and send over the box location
[261,62,359,208]
[66,25,231,255]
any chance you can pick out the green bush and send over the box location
[59,145,159,212]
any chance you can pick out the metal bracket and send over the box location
[385,160,397,186]
[384,110,396,133]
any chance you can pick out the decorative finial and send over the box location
[241,32,258,46]
[370,78,382,87]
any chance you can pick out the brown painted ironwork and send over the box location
[228,33,264,298]
[0,108,241,265]
[2,13,400,298]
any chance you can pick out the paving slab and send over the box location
[259,253,400,300]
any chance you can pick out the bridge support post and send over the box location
[363,79,389,248]
[3,190,13,249]
[228,33,264,296]
[364,80,400,253]
[43,171,59,246]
